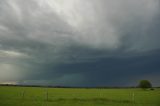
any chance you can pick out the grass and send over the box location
[0,86,160,106]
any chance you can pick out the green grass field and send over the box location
[0,86,159,106]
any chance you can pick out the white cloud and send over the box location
[0,50,29,58]
[1,0,159,51]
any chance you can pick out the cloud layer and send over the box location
[0,0,160,86]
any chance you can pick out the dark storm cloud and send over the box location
[0,0,160,86]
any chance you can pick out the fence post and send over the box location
[46,90,48,101]
[132,92,135,103]
[22,91,25,99]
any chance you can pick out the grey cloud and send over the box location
[0,0,160,86]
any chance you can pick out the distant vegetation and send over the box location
[138,80,152,90]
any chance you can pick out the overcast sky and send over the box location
[0,0,160,87]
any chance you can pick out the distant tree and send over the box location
[138,80,152,90]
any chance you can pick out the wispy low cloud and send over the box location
[0,50,29,58]
[0,0,160,86]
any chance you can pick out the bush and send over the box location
[150,88,154,90]
[138,80,152,90]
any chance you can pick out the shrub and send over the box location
[138,80,152,90]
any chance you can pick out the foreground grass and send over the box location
[0,86,159,106]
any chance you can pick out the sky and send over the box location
[0,0,160,87]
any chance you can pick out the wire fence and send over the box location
[0,88,159,106]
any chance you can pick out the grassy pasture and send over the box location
[0,86,159,106]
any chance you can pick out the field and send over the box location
[0,86,160,106]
